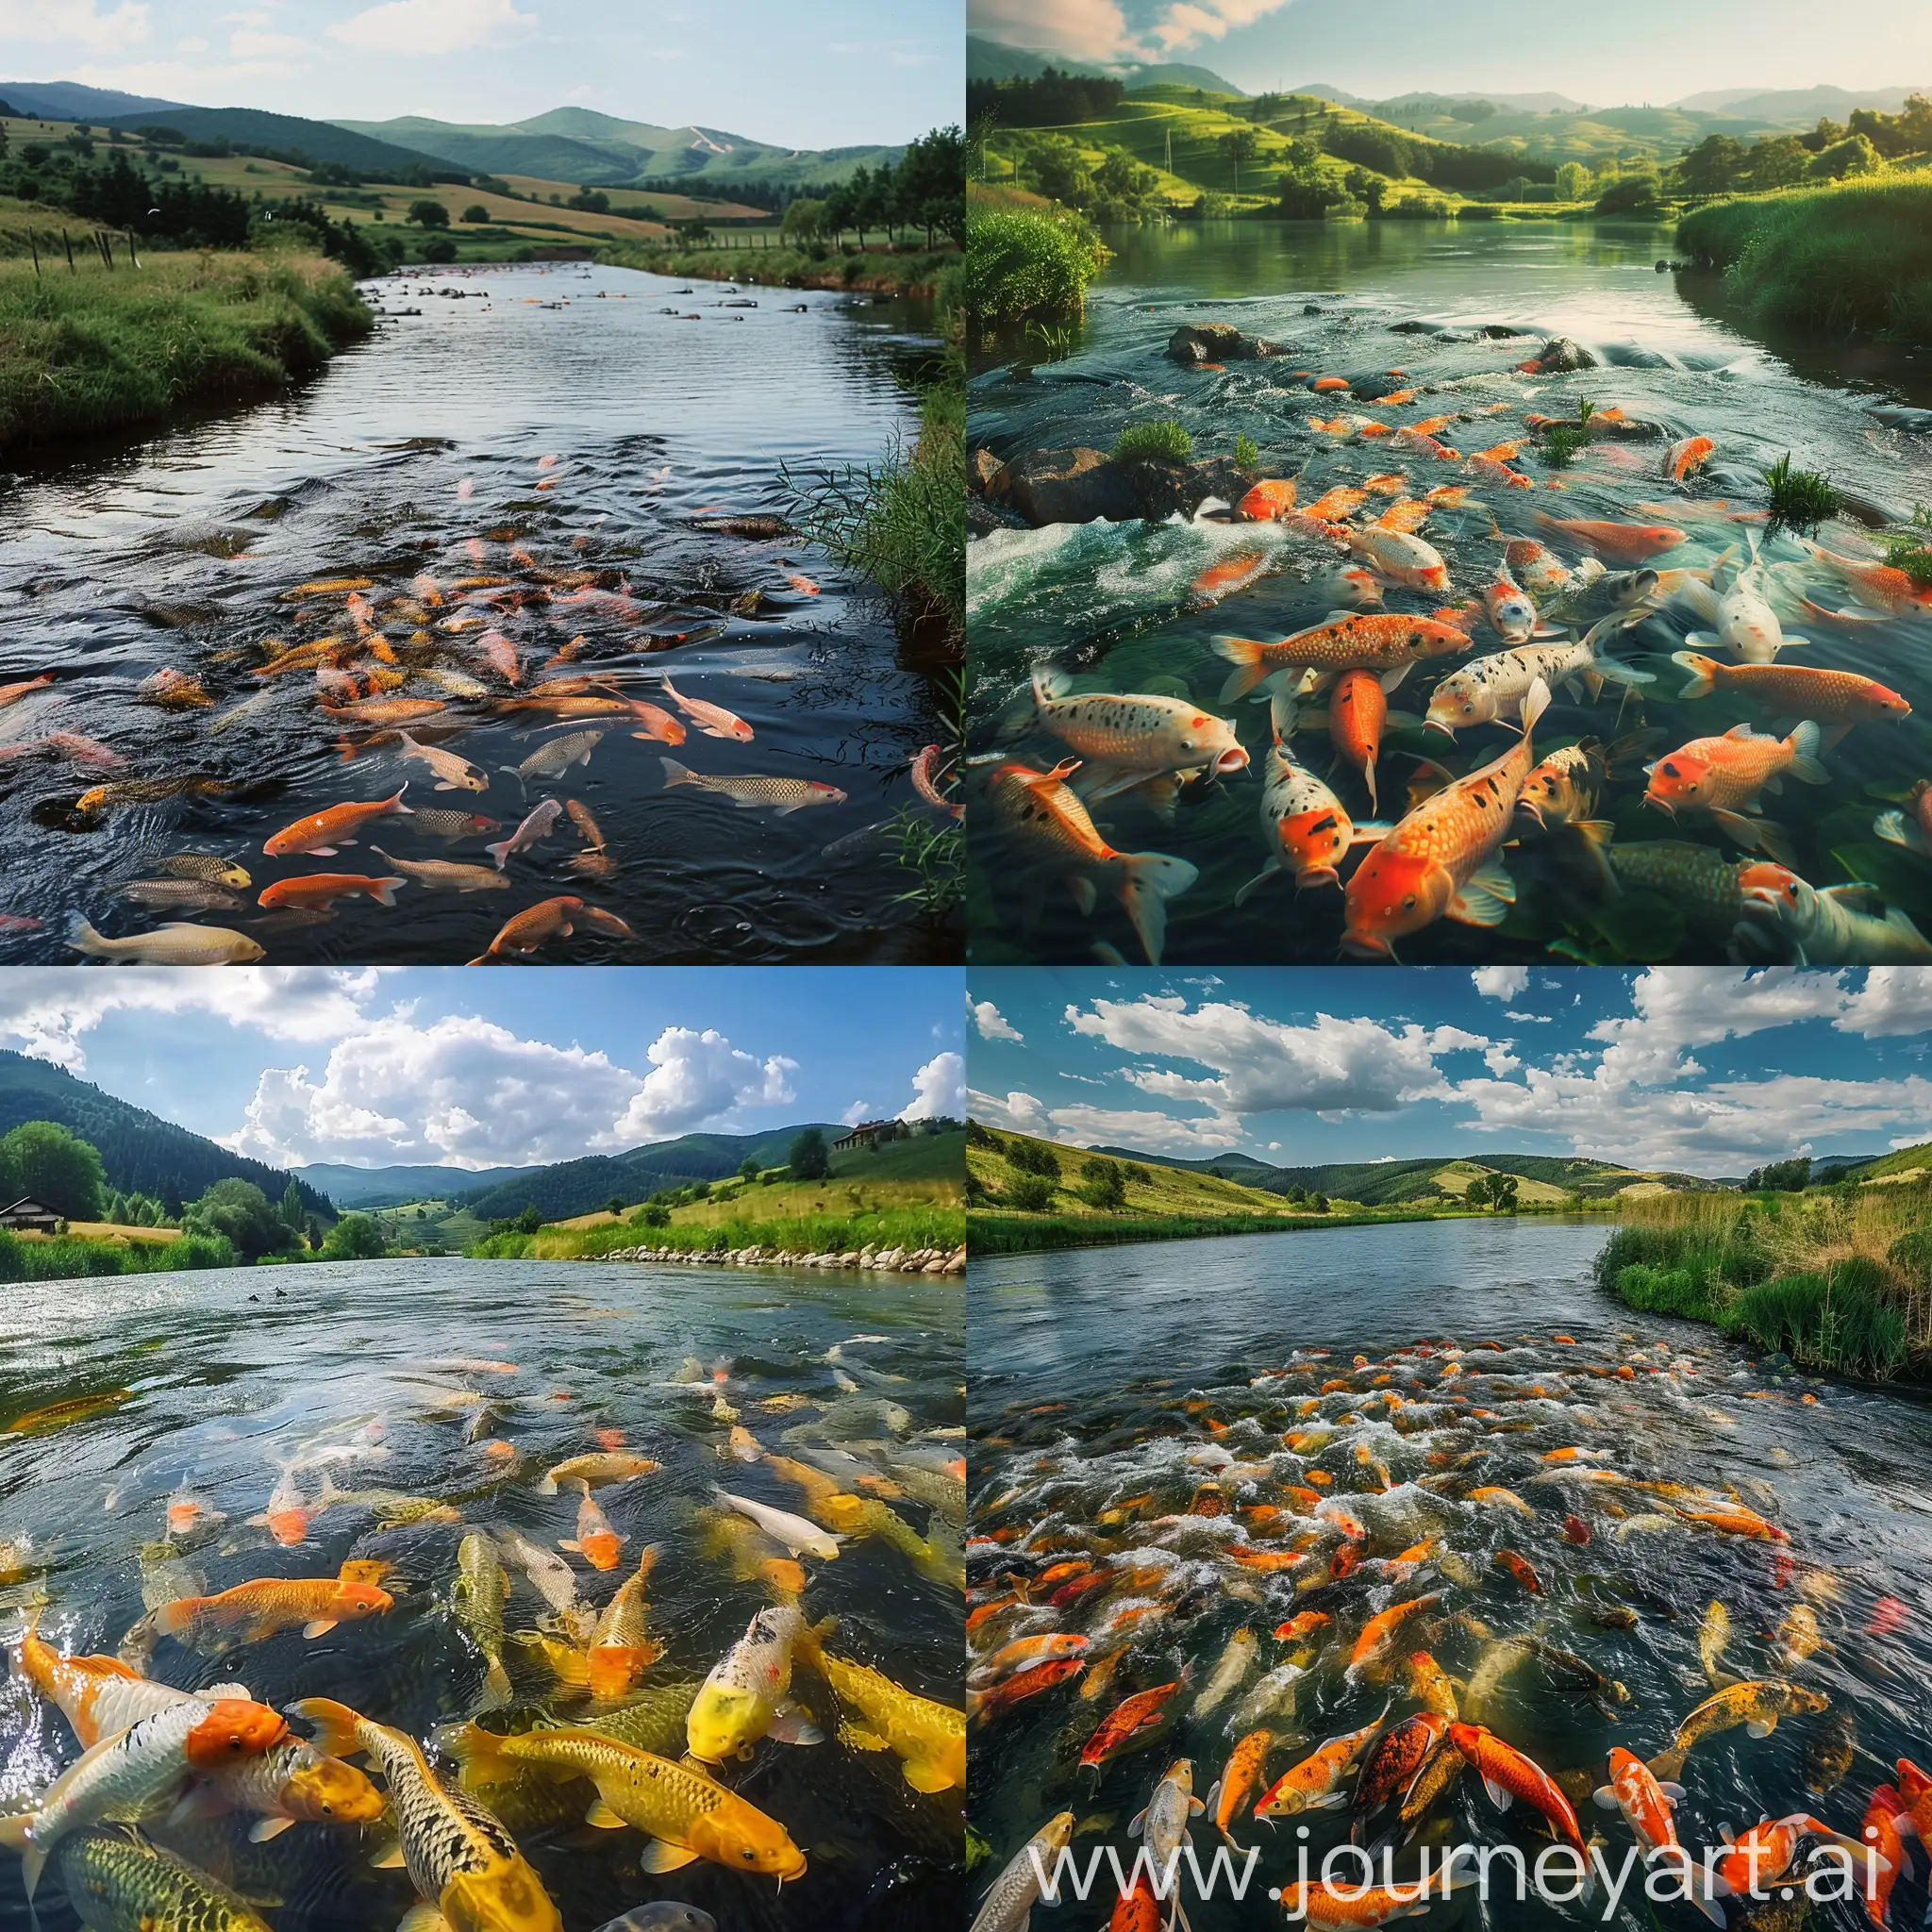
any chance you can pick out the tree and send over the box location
[641,1204,671,1227]
[514,1205,543,1235]
[1008,1139,1060,1180]
[406,198,450,227]
[1747,135,1809,190]
[606,1196,625,1217]
[460,203,491,223]
[1555,160,1591,201]
[790,1128,830,1183]
[780,197,824,245]
[184,1178,293,1261]
[1025,136,1091,208]
[1677,134,1747,195]
[1219,126,1260,194]
[319,1213,386,1260]
[1005,1173,1057,1212]
[1466,1173,1520,1212]
[895,124,965,246]
[1080,1157,1127,1210]
[279,1181,306,1235]
[1807,133,1883,181]
[0,1122,106,1220]
[738,1157,761,1184]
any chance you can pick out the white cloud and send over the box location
[900,1051,964,1123]
[176,33,209,48]
[969,0,1130,59]
[967,1088,1056,1137]
[1506,1010,1553,1024]
[1473,966,1530,1001]
[971,1000,1024,1043]
[608,1027,795,1144]
[1062,994,1481,1122]
[0,969,380,1072]
[1483,1044,1521,1075]
[1838,968,1932,1038]
[0,0,149,47]
[228,25,308,53]
[1041,1103,1241,1156]
[1587,968,1849,1088]
[327,0,535,55]
[225,1016,794,1168]
[841,1100,874,1126]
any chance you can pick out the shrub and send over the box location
[406,198,450,228]
[1111,420,1192,463]
[460,204,490,223]
[1232,432,1259,470]
[1722,1264,1907,1377]
[640,1205,671,1228]
[965,208,1110,324]
[1004,1174,1058,1212]
[1888,1226,1932,1286]
[1080,1157,1127,1210]
[1007,1139,1061,1180]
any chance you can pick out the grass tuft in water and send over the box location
[1764,452,1840,535]
[1110,418,1193,463]
[1879,508,1932,588]
[1538,401,1594,471]
[1233,432,1260,470]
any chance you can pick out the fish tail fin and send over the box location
[387,784,411,814]
[1363,758,1377,814]
[658,758,695,790]
[1118,852,1201,967]
[1646,1747,1687,1784]
[478,1661,513,1710]
[429,1718,500,1775]
[1672,651,1717,699]
[288,1696,363,1760]
[149,1596,200,1638]
[1786,719,1828,784]
[65,913,107,957]
[1212,636,1272,703]
[534,1474,558,1496]
[370,878,406,908]
[482,838,513,870]
[1874,809,1930,855]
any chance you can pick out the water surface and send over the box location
[970,1219,1932,1924]
[1,263,958,963]
[0,1259,963,1930]
[968,222,1932,967]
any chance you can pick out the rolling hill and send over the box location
[97,106,452,176]
[333,108,905,189]
[0,1051,330,1218]
[0,80,191,122]
[1087,1147,1723,1205]
[971,1126,1303,1223]
[1842,1143,1932,1185]
[965,36,1242,96]
[291,1161,543,1209]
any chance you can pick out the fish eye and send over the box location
[1402,895,1417,910]
[741,1849,758,1863]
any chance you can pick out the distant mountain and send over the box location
[1088,1146,1724,1204]
[96,106,451,177]
[0,1051,330,1218]
[333,108,905,189]
[1366,90,1591,118]
[291,1162,543,1209]
[965,35,1242,97]
[458,1124,848,1223]
[0,79,190,121]
[1672,84,1931,122]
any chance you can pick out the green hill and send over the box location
[334,110,906,189]
[99,106,450,177]
[964,35,1242,96]
[0,1050,330,1217]
[971,1126,1305,1221]
[1090,1146,1720,1204]
[1844,1142,1932,1184]
[291,1161,541,1209]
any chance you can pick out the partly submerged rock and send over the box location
[1167,322,1290,365]
[1527,335,1596,373]
[989,446,1255,526]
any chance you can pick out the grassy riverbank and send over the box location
[0,1227,235,1280]
[965,189,1111,325]
[466,1134,965,1262]
[595,240,957,296]
[0,243,371,455]
[1598,1175,1932,1378]
[1677,178,1932,336]
[970,1204,1515,1255]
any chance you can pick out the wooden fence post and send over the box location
[62,229,75,273]
[28,234,40,278]
[126,228,140,267]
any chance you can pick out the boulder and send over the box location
[1168,322,1290,366]
[1528,335,1595,373]
[991,446,1140,525]
[1120,453,1253,522]
[968,446,1005,493]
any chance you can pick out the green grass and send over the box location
[970,1206,1477,1254]
[595,241,955,297]
[781,361,964,653]
[0,1229,237,1280]
[1111,419,1193,462]
[1677,178,1932,337]
[1720,1262,1908,1378]
[1763,452,1840,535]
[0,245,370,454]
[474,1203,960,1262]
[964,207,1110,324]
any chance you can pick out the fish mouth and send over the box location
[1212,748,1251,775]
[1339,930,1395,960]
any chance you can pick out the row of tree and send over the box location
[1743,1158,1814,1193]
[774,126,965,250]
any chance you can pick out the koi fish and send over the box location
[1449,1722,1584,1852]
[1673,654,1907,724]
[559,1480,626,1570]
[1030,671,1246,798]
[1214,615,1469,701]
[1536,512,1687,563]
[1643,721,1827,848]
[264,789,411,858]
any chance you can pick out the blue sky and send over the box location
[0,968,963,1170]
[7,0,961,146]
[967,968,1932,1177]
[970,0,1931,108]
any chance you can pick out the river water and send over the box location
[969,1217,1932,1926]
[968,221,1932,968]
[0,1259,964,1931]
[0,262,958,964]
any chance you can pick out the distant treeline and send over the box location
[968,73,1128,129]
[1320,122,1555,192]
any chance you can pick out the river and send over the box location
[0,1258,964,1931]
[0,261,958,965]
[967,220,1932,969]
[968,1216,1932,1926]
